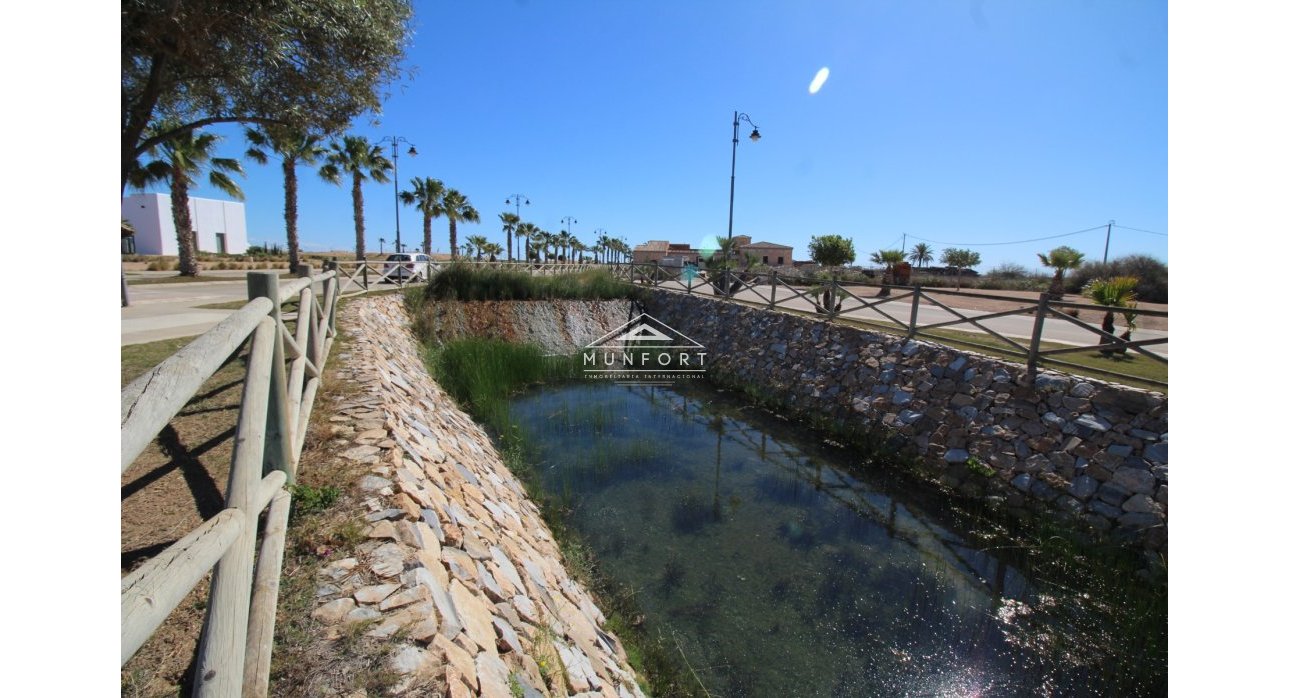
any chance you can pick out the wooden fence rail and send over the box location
[611,261,1167,388]
[120,265,340,697]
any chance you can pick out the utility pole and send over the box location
[1103,220,1114,264]
[901,233,906,254]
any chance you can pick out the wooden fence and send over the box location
[612,262,1167,388]
[121,266,340,697]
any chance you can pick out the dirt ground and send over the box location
[121,339,248,696]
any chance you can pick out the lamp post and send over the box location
[726,111,761,248]
[560,216,577,263]
[505,193,530,261]
[377,136,417,257]
[592,227,607,264]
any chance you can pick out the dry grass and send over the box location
[121,337,249,697]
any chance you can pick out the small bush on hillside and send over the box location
[1066,255,1167,302]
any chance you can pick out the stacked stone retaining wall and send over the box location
[317,295,644,696]
[641,291,1168,551]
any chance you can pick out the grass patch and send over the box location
[127,270,291,285]
[411,263,638,303]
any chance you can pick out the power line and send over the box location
[906,225,1106,247]
[1112,223,1167,237]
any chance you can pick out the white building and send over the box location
[122,193,249,255]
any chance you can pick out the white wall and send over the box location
[122,193,249,255]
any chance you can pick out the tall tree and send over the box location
[909,242,934,268]
[1037,245,1086,298]
[440,189,480,259]
[319,136,391,260]
[244,125,326,273]
[498,212,520,262]
[400,176,445,256]
[122,0,413,193]
[515,222,538,262]
[1083,276,1139,356]
[129,124,244,276]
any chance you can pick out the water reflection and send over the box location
[507,383,1164,697]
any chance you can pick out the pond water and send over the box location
[506,382,1165,697]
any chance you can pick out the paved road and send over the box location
[650,278,1168,358]
[121,279,253,345]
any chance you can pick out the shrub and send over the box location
[1066,255,1167,302]
[418,264,637,302]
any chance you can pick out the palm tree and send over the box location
[482,241,503,262]
[909,243,934,269]
[319,136,392,260]
[515,222,538,262]
[440,189,480,259]
[1083,276,1139,356]
[531,230,552,262]
[244,126,325,273]
[130,124,245,276]
[498,212,520,261]
[869,249,907,296]
[571,238,587,263]
[466,234,490,261]
[400,176,445,256]
[1037,245,1085,298]
[556,230,572,262]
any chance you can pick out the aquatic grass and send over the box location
[412,263,639,303]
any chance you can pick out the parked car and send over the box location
[382,253,431,282]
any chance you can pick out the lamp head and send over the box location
[748,128,761,142]
[407,145,418,156]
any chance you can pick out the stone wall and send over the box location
[415,299,634,354]
[640,291,1168,551]
[316,296,644,696]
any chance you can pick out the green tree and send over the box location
[940,247,982,291]
[482,241,503,262]
[809,235,857,268]
[129,123,244,276]
[1083,276,1139,356]
[244,125,326,273]
[122,0,413,193]
[465,234,490,261]
[319,136,392,260]
[556,230,573,262]
[1037,245,1085,297]
[868,249,906,284]
[400,177,445,256]
[441,189,480,260]
[804,235,857,311]
[498,212,520,262]
[909,242,934,268]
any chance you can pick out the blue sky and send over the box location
[142,0,1167,270]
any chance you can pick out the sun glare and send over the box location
[809,67,830,94]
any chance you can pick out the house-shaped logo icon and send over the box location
[585,313,705,351]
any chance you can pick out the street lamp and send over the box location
[379,237,386,254]
[726,111,761,247]
[505,193,530,261]
[378,136,417,256]
[593,227,607,264]
[560,216,577,263]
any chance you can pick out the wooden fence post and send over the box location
[769,270,778,309]
[247,272,292,478]
[652,261,660,285]
[193,318,275,698]
[908,284,921,338]
[1027,293,1050,376]
[828,277,840,320]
